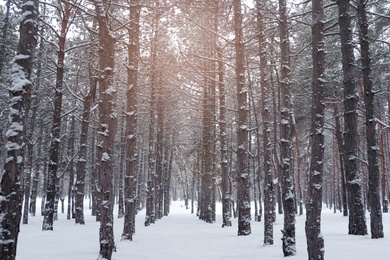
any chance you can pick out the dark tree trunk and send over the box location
[122,0,140,240]
[333,103,349,216]
[23,99,38,224]
[117,113,125,219]
[305,0,325,258]
[218,46,232,228]
[257,0,273,245]
[0,0,11,79]
[272,87,283,216]
[163,141,173,216]
[42,3,71,231]
[357,0,384,239]
[156,81,164,220]
[337,0,367,236]
[0,0,38,258]
[67,114,76,220]
[75,76,96,225]
[94,0,117,258]
[278,0,295,254]
[30,123,43,216]
[233,0,251,236]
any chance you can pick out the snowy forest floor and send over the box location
[17,200,389,260]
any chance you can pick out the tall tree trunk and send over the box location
[67,113,76,220]
[75,76,97,225]
[233,0,251,236]
[30,122,43,216]
[122,0,140,240]
[23,98,38,224]
[42,3,71,231]
[333,102,348,216]
[156,80,164,220]
[278,0,295,254]
[257,0,273,245]
[0,0,38,257]
[305,0,325,258]
[117,113,125,219]
[218,46,232,228]
[94,0,117,258]
[0,0,11,80]
[357,0,384,239]
[337,0,367,236]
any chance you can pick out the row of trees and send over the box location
[0,0,389,259]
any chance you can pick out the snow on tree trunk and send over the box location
[42,2,71,231]
[233,0,251,236]
[122,0,140,240]
[278,0,295,254]
[94,0,117,258]
[0,0,38,258]
[357,0,384,239]
[305,0,325,258]
[337,0,367,236]
[257,0,274,245]
[75,78,96,225]
[218,46,231,228]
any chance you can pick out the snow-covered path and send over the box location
[17,201,390,259]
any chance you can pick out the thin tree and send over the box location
[218,44,231,227]
[305,0,325,258]
[337,0,367,236]
[357,0,384,239]
[0,0,39,257]
[233,0,251,236]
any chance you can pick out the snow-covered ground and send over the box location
[17,200,389,259]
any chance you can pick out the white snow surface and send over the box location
[17,200,389,259]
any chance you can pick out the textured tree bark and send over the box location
[42,2,71,231]
[217,45,231,228]
[0,0,38,258]
[337,0,367,236]
[357,0,384,239]
[122,1,140,240]
[233,0,251,236]
[66,114,76,220]
[94,0,117,258]
[278,0,295,254]
[75,78,96,225]
[23,100,38,224]
[257,0,274,245]
[333,103,348,216]
[305,0,325,258]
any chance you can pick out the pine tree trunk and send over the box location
[233,0,251,236]
[42,3,71,231]
[305,0,325,258]
[23,101,38,224]
[278,0,295,254]
[337,0,367,236]
[0,0,38,257]
[75,77,96,224]
[67,114,76,220]
[218,46,232,228]
[257,0,273,245]
[357,0,384,239]
[122,0,140,240]
[94,0,117,258]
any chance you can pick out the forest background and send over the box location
[0,0,389,259]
